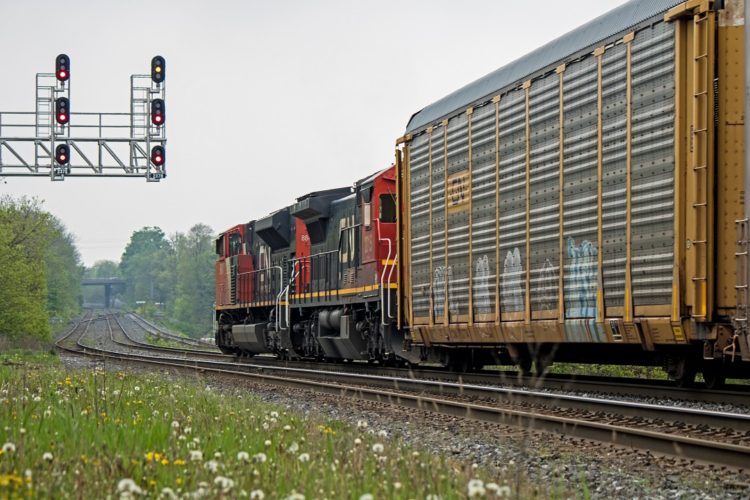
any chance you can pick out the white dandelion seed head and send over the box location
[359,495,374,500]
[425,495,442,500]
[33,396,41,402]
[2,442,16,453]
[285,493,305,500]
[356,420,368,429]
[394,482,402,490]
[283,425,291,431]
[377,430,387,438]
[264,440,272,447]
[262,423,270,431]
[134,386,140,392]
[214,452,223,459]
[372,443,384,454]
[214,476,234,493]
[159,487,178,500]
[237,451,250,462]
[42,452,54,462]
[250,489,265,500]
[19,428,26,435]
[189,450,203,462]
[184,426,192,434]
[298,453,310,462]
[204,459,220,473]
[287,442,299,453]
[171,421,180,429]
[354,438,362,445]
[467,479,486,498]
[253,452,267,463]
[117,478,142,494]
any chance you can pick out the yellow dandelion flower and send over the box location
[160,458,169,465]
[175,478,183,486]
[173,459,186,466]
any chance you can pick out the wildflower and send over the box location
[214,475,234,493]
[283,425,292,431]
[270,411,279,418]
[264,440,272,447]
[359,495,373,500]
[113,390,121,396]
[214,452,223,459]
[287,442,299,453]
[467,478,486,498]
[2,442,15,454]
[173,459,186,466]
[356,420,368,429]
[33,396,41,402]
[377,430,387,438]
[425,495,442,500]
[298,453,310,462]
[253,452,267,463]
[134,386,141,392]
[285,493,305,500]
[117,478,142,495]
[204,460,220,473]
[250,490,265,499]
[372,443,384,454]
[184,427,192,434]
[19,428,26,435]
[189,450,203,462]
[354,438,362,445]
[237,451,250,462]
[159,487,178,499]
[42,452,54,462]
[171,421,180,429]
[394,482,402,490]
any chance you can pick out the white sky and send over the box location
[0,0,628,266]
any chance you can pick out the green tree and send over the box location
[172,224,215,336]
[119,227,173,306]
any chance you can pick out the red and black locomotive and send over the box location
[215,166,404,362]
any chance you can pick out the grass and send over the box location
[0,353,520,498]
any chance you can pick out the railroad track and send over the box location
[57,310,750,470]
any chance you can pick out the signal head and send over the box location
[55,97,70,125]
[151,145,165,167]
[55,144,70,165]
[151,56,166,84]
[56,54,70,82]
[151,98,165,126]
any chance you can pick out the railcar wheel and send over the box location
[667,355,697,387]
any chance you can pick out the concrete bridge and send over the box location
[81,278,126,308]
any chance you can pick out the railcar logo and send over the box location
[447,170,470,213]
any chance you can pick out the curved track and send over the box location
[57,310,750,470]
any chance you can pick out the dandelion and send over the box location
[173,459,186,466]
[2,442,15,454]
[214,475,234,493]
[372,443,384,454]
[250,490,265,499]
[42,452,54,462]
[285,493,305,500]
[426,495,442,500]
[159,487,178,500]
[237,451,250,462]
[298,453,310,462]
[394,482,402,490]
[359,495,373,500]
[253,452,267,463]
[214,451,223,459]
[270,411,279,418]
[134,386,141,392]
[283,425,292,431]
[189,450,203,462]
[356,420,368,429]
[287,442,299,453]
[171,421,180,429]
[377,430,387,438]
[467,478,486,498]
[184,427,192,434]
[204,460,220,473]
[117,478,142,495]
[354,438,362,445]
[264,440,272,447]
[33,396,41,402]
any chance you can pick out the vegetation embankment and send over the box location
[0,352,515,498]
[0,196,82,341]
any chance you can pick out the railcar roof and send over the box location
[405,0,683,134]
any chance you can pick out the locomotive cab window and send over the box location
[229,233,242,256]
[379,194,396,223]
[363,202,372,230]
[215,236,225,257]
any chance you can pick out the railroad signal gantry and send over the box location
[0,54,168,182]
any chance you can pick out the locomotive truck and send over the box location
[216,0,750,386]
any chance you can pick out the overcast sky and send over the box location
[0,0,629,266]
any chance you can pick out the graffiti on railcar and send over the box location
[565,238,598,318]
[535,259,558,311]
[474,255,492,315]
[502,248,524,313]
[433,265,459,319]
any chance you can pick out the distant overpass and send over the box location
[81,278,126,308]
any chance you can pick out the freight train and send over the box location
[215,0,750,387]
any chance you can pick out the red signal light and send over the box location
[151,99,165,126]
[55,144,70,165]
[55,97,70,125]
[151,145,165,167]
[55,54,70,82]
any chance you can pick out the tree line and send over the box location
[0,196,82,340]
[86,224,216,338]
[1,194,217,341]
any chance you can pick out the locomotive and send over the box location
[216,0,750,386]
